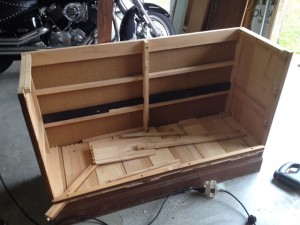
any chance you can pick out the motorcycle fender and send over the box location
[119,3,170,41]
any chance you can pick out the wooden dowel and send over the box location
[136,130,246,150]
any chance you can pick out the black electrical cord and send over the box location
[147,195,170,225]
[0,174,41,225]
[219,188,257,225]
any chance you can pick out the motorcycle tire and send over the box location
[0,59,13,74]
[138,11,176,39]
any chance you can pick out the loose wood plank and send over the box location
[136,130,246,150]
[46,147,66,197]
[121,130,185,138]
[93,150,156,165]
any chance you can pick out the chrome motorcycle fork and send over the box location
[131,0,161,37]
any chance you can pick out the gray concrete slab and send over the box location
[0,55,299,225]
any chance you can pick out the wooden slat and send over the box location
[35,60,232,97]
[150,91,229,109]
[18,53,32,94]
[83,127,143,143]
[93,150,156,165]
[137,130,246,150]
[149,60,234,79]
[46,147,66,197]
[30,41,143,67]
[46,203,67,221]
[143,40,150,131]
[149,28,239,52]
[121,131,185,138]
[44,105,143,128]
[35,75,143,96]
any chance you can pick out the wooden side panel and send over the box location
[228,31,293,144]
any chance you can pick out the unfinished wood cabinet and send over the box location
[18,27,292,224]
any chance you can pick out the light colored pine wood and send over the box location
[45,202,67,221]
[149,60,234,79]
[18,53,32,94]
[136,130,246,150]
[63,165,97,194]
[143,40,150,131]
[123,157,153,174]
[53,145,265,203]
[109,160,180,182]
[30,40,143,66]
[44,105,143,128]
[93,150,156,165]
[82,127,144,143]
[179,119,226,157]
[77,170,100,191]
[62,143,93,188]
[121,130,185,138]
[149,91,229,109]
[89,136,155,165]
[35,75,143,96]
[156,123,203,163]
[96,162,126,184]
[46,147,66,197]
[149,28,239,52]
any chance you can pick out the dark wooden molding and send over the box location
[98,0,113,43]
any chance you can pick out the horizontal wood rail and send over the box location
[44,91,229,128]
[149,60,234,79]
[35,61,234,96]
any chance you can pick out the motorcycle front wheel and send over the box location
[136,11,176,39]
[0,59,13,74]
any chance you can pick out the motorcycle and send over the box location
[0,0,176,73]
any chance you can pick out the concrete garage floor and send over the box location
[0,55,299,225]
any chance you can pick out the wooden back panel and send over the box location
[24,29,241,147]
